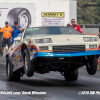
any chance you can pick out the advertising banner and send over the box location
[41,12,65,26]
[0,3,35,29]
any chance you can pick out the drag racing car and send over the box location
[6,26,100,81]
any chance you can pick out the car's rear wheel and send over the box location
[23,49,35,77]
[86,57,98,75]
[64,70,78,81]
[6,57,21,81]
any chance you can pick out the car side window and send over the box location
[17,33,23,38]
[23,31,32,38]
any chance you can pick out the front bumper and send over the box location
[33,49,100,58]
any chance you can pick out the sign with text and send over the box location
[41,12,64,26]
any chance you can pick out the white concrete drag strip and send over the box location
[0,50,7,65]
[0,62,6,65]
[0,56,6,65]
[0,80,9,90]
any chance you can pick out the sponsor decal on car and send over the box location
[29,47,37,60]
[29,41,31,45]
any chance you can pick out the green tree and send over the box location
[95,0,100,24]
[77,0,96,24]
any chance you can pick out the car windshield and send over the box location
[24,27,82,38]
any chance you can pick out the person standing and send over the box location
[0,28,2,56]
[71,19,82,34]
[11,21,23,44]
[67,23,70,27]
[0,21,12,56]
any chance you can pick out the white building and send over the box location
[0,0,77,27]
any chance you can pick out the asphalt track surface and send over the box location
[0,54,100,100]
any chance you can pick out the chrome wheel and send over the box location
[23,49,34,77]
[25,56,28,73]
[87,63,91,69]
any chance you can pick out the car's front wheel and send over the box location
[86,57,98,75]
[6,57,21,81]
[64,70,78,81]
[23,49,35,77]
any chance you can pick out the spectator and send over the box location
[11,21,23,44]
[67,23,70,27]
[0,21,12,56]
[97,28,100,37]
[0,28,2,56]
[71,19,82,33]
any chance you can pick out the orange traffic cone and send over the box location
[98,59,100,71]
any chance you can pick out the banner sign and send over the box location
[41,12,65,26]
[42,12,64,17]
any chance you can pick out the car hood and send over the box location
[29,35,98,43]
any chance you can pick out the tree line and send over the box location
[77,0,100,24]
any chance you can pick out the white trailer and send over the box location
[0,0,77,27]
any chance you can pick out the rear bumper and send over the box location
[33,49,100,59]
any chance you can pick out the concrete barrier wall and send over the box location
[81,28,99,34]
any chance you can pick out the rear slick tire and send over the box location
[6,57,21,81]
[64,70,78,81]
[86,57,98,75]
